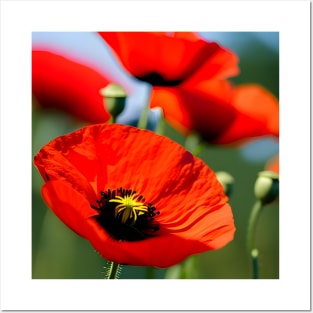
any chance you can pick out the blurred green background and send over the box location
[32,32,279,279]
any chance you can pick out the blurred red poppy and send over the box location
[34,124,235,267]
[32,50,110,123]
[98,32,279,145]
[98,32,239,86]
[150,82,279,145]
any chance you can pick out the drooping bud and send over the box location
[100,83,127,121]
[254,171,279,205]
[216,171,235,197]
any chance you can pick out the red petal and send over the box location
[215,84,279,144]
[32,50,111,123]
[150,81,279,145]
[41,180,97,238]
[98,32,239,84]
[150,81,237,141]
[149,87,192,135]
[34,132,99,202]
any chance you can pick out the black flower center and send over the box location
[135,72,182,86]
[91,187,160,241]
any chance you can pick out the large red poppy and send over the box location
[34,124,235,267]
[150,82,279,145]
[32,50,111,123]
[98,32,239,86]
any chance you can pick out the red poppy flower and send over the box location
[150,82,279,145]
[98,32,239,86]
[34,123,235,267]
[98,32,279,145]
[32,50,111,123]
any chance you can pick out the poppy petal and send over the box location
[41,180,97,238]
[150,81,279,145]
[215,84,279,144]
[98,32,239,85]
[34,134,98,203]
[32,50,111,123]
[150,81,237,142]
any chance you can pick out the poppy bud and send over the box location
[100,83,127,120]
[254,171,279,205]
[216,171,234,197]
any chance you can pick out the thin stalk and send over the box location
[106,261,121,279]
[137,102,149,129]
[246,200,263,279]
[183,255,199,279]
[155,113,165,135]
[251,249,259,279]
[109,116,116,124]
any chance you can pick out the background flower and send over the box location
[150,82,279,145]
[98,32,239,86]
[99,32,279,146]
[32,50,111,123]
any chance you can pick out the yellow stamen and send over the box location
[109,193,148,225]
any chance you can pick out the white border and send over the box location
[0,0,311,311]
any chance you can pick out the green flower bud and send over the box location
[216,171,235,197]
[254,171,279,205]
[100,83,127,120]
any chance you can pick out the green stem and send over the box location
[109,116,116,124]
[183,255,199,279]
[155,113,165,135]
[106,261,121,279]
[251,249,259,279]
[137,102,149,129]
[146,266,155,279]
[246,200,263,279]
